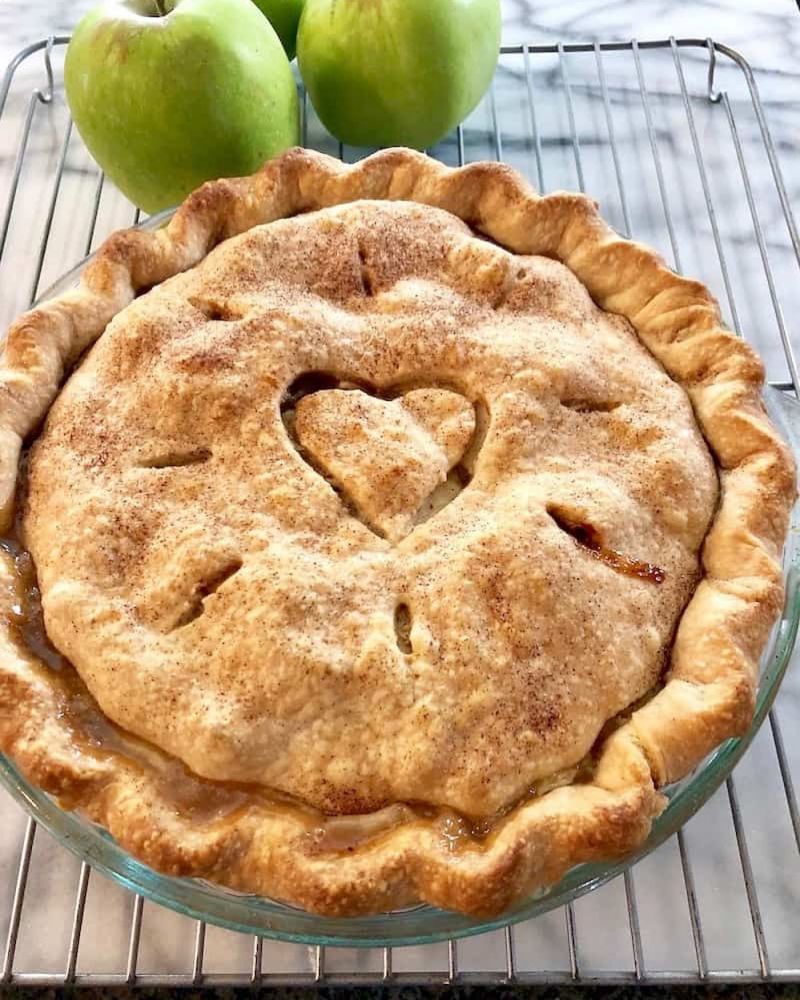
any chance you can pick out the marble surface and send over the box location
[1,0,800,73]
[0,0,799,988]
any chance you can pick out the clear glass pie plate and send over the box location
[0,228,798,948]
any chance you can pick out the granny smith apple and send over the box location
[250,0,305,60]
[65,0,300,213]
[297,0,501,149]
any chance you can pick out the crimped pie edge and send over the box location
[0,147,794,917]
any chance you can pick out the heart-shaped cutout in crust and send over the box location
[293,387,476,542]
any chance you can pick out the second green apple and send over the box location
[250,0,305,60]
[297,0,501,149]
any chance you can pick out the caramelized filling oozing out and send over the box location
[547,506,666,584]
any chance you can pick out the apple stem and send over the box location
[154,0,167,14]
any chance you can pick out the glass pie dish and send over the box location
[0,226,798,949]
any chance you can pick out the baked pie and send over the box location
[0,148,794,917]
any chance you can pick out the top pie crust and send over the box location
[0,148,794,917]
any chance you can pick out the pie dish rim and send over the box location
[0,147,794,919]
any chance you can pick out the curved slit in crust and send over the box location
[380,375,472,400]
[319,462,388,538]
[138,448,211,469]
[357,243,375,296]
[547,504,603,549]
[459,398,489,476]
[281,371,372,412]
[394,602,413,654]
[413,463,474,527]
[561,398,621,414]
[171,559,243,630]
[188,297,243,322]
[288,435,390,539]
[452,463,472,488]
[492,266,527,310]
[547,505,665,584]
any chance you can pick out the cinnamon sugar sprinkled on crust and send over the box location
[0,148,792,917]
[25,200,717,818]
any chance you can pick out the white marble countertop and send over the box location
[3,0,800,75]
[0,0,798,987]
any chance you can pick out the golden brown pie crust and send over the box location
[0,148,794,917]
[21,196,717,820]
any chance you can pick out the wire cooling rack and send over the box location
[0,36,798,987]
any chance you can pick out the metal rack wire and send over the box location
[0,36,798,986]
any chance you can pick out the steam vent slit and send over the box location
[547,505,665,584]
[358,243,375,296]
[394,602,413,654]
[188,296,245,322]
[139,448,211,469]
[561,398,621,414]
[172,559,243,629]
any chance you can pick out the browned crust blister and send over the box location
[0,148,794,917]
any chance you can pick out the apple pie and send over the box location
[0,148,794,917]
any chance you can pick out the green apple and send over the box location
[297,0,501,149]
[65,0,300,214]
[250,0,305,60]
